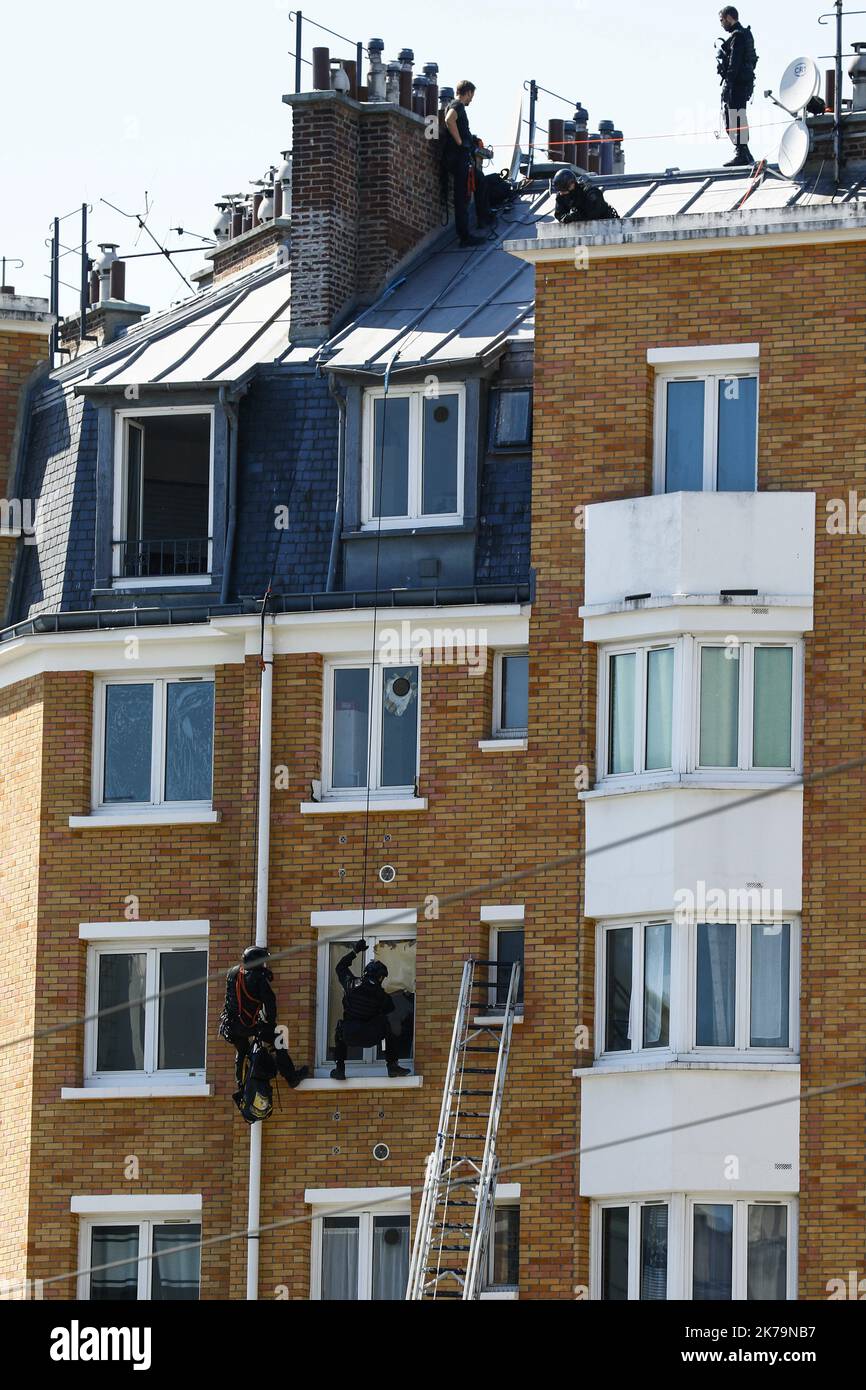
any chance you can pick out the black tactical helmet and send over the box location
[553,168,577,192]
[243,945,271,968]
[363,960,388,984]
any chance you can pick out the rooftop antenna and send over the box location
[818,2,866,184]
[1,256,24,292]
[100,194,193,291]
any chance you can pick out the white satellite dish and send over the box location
[778,119,812,178]
[779,57,821,114]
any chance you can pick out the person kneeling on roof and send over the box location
[552,168,619,223]
[219,945,308,1113]
[330,940,410,1080]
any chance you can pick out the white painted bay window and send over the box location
[598,918,797,1060]
[594,1196,795,1300]
[598,638,800,785]
[362,384,465,526]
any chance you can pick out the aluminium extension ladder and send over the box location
[406,956,521,1300]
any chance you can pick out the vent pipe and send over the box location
[386,61,402,104]
[548,119,565,161]
[214,202,232,242]
[851,42,866,110]
[278,150,292,218]
[563,119,577,165]
[109,259,126,300]
[574,103,589,169]
[398,48,414,109]
[367,38,386,100]
[423,61,439,115]
[412,74,429,117]
[312,46,330,90]
[96,244,119,304]
[612,128,625,175]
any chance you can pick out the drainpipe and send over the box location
[219,385,243,605]
[246,615,274,1299]
[326,372,347,591]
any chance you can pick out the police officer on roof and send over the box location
[219,945,308,1105]
[717,7,758,167]
[552,168,619,223]
[330,940,411,1080]
[442,79,495,247]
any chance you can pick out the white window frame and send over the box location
[322,659,421,800]
[487,922,525,1015]
[308,1194,411,1300]
[83,935,209,1087]
[596,637,803,788]
[598,640,681,782]
[483,1196,521,1295]
[596,917,799,1062]
[493,649,529,738]
[76,1209,202,1300]
[591,1194,797,1300]
[112,405,215,585]
[361,383,466,528]
[314,922,417,1077]
[652,362,759,496]
[92,670,215,813]
[692,638,802,778]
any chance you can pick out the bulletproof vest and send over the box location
[344,979,387,1022]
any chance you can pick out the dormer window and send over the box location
[113,408,213,584]
[361,385,465,527]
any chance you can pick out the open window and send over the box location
[316,930,416,1076]
[113,409,214,582]
[653,363,758,494]
[361,384,465,527]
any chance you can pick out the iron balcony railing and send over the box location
[114,536,211,578]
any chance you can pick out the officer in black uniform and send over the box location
[443,80,494,247]
[552,169,619,223]
[330,940,411,1080]
[219,945,308,1104]
[717,7,758,166]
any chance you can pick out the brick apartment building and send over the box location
[1,41,865,1302]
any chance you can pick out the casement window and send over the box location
[696,641,795,772]
[485,1203,521,1292]
[78,1216,201,1300]
[84,937,208,1087]
[653,365,758,494]
[361,385,465,526]
[594,1196,795,1301]
[605,643,676,776]
[94,674,215,812]
[598,638,801,784]
[113,408,214,582]
[315,930,416,1076]
[324,662,419,798]
[598,918,798,1059]
[309,1197,411,1300]
[493,650,529,738]
[490,387,532,449]
[489,926,525,1010]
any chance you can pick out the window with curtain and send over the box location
[699,647,739,767]
[328,664,419,796]
[86,1220,200,1300]
[316,1208,410,1300]
[605,646,674,779]
[602,922,671,1055]
[89,942,207,1084]
[364,386,464,523]
[746,1205,788,1300]
[656,369,758,494]
[100,676,214,809]
[698,643,795,771]
[604,927,633,1052]
[696,923,737,1047]
[639,1204,669,1300]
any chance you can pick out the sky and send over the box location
[1,0,853,317]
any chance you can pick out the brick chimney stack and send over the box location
[0,290,54,620]
[283,87,443,342]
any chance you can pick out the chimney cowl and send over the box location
[95,243,119,274]
[330,61,351,94]
[850,41,866,110]
[440,85,455,105]
[423,61,439,79]
[398,48,414,66]
[368,37,385,54]
[213,203,232,241]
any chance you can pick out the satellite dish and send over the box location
[779,57,821,113]
[778,119,812,178]
[506,90,524,183]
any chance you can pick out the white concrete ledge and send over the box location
[71,1195,201,1214]
[69,810,220,829]
[300,1075,423,1091]
[473,1015,524,1027]
[573,1059,799,1078]
[300,798,427,814]
[478,738,527,751]
[61,1085,212,1100]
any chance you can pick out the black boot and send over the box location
[387,1063,410,1078]
[287,1066,309,1089]
[330,1061,347,1080]
[724,147,754,167]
